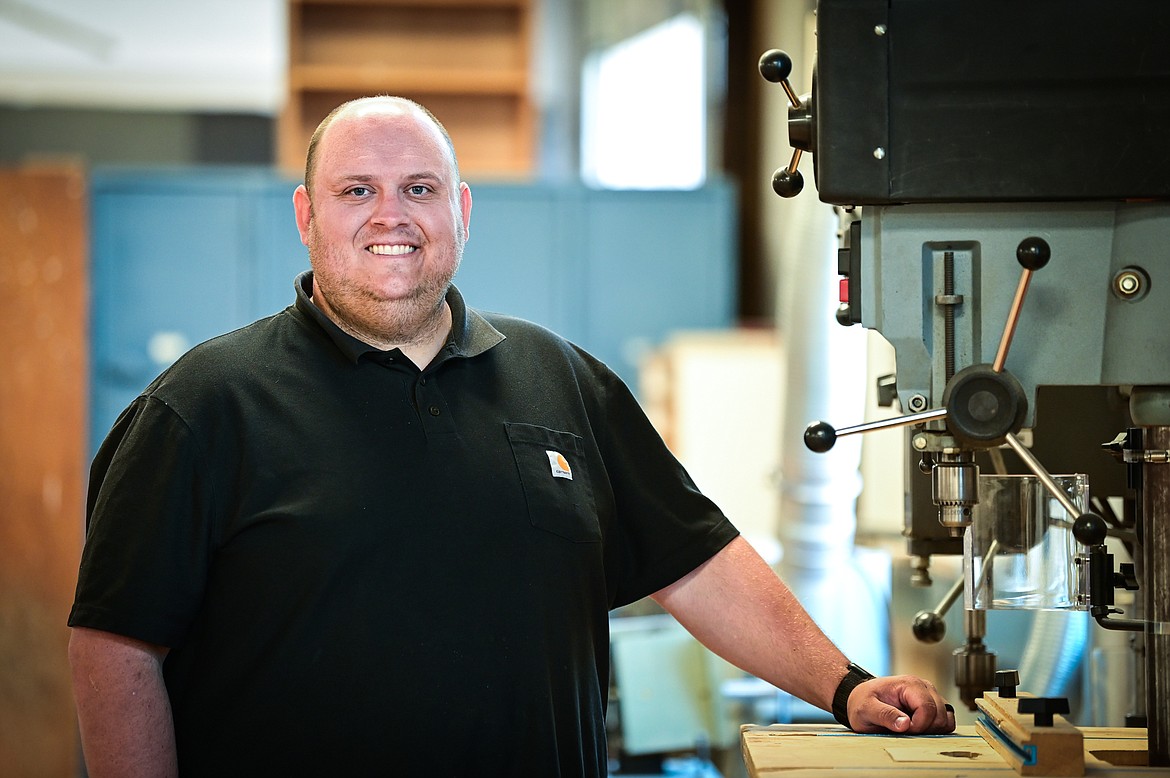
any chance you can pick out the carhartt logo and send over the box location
[546,450,573,480]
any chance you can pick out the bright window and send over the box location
[580,13,706,190]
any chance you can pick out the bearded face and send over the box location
[293,103,472,350]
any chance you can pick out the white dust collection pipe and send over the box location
[774,199,888,675]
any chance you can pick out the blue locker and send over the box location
[455,183,580,341]
[582,185,737,380]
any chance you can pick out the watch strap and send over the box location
[832,662,876,729]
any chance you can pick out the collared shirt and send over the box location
[292,270,504,367]
[70,272,738,777]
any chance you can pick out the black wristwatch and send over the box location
[832,662,876,730]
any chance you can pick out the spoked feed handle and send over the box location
[804,237,1053,454]
[758,48,810,198]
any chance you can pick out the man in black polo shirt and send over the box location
[68,96,954,777]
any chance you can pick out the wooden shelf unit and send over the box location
[279,0,535,179]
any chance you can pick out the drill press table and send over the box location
[741,724,1168,777]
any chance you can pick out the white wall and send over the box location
[0,0,285,112]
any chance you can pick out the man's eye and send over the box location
[408,184,430,196]
[347,186,371,197]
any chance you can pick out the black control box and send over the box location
[812,0,1170,204]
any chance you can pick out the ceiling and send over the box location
[0,0,286,113]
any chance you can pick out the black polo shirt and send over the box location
[70,271,738,777]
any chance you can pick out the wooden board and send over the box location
[0,165,88,778]
[742,724,1168,778]
[976,693,1084,776]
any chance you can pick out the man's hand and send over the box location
[847,675,956,734]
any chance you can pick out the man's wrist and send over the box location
[831,662,876,729]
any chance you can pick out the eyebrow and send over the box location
[330,172,446,188]
[331,174,375,186]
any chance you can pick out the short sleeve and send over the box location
[68,395,216,648]
[599,372,739,607]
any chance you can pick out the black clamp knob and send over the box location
[1017,697,1070,727]
[995,669,1020,698]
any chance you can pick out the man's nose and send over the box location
[370,192,408,226]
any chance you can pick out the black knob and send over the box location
[912,610,947,644]
[1017,697,1070,727]
[772,166,804,197]
[1073,512,1108,547]
[1016,237,1051,270]
[995,669,1020,698]
[804,421,837,453]
[759,49,794,83]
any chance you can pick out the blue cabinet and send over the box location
[89,170,737,452]
[89,171,309,451]
[461,183,738,369]
[580,189,737,377]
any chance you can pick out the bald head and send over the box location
[303,96,459,196]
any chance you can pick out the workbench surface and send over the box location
[741,724,1169,777]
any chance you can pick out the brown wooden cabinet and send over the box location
[279,0,536,179]
[0,165,87,777]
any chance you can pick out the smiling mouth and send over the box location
[367,244,417,256]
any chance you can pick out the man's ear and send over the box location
[458,182,473,242]
[293,185,312,247]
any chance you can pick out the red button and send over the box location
[839,278,849,303]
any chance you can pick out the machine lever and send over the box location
[1003,432,1082,519]
[804,407,947,453]
[992,237,1050,373]
[758,49,811,198]
[912,572,964,643]
[759,49,804,109]
[808,239,1049,455]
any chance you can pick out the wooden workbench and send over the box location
[741,724,1170,777]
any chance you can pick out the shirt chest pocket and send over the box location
[504,422,600,543]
